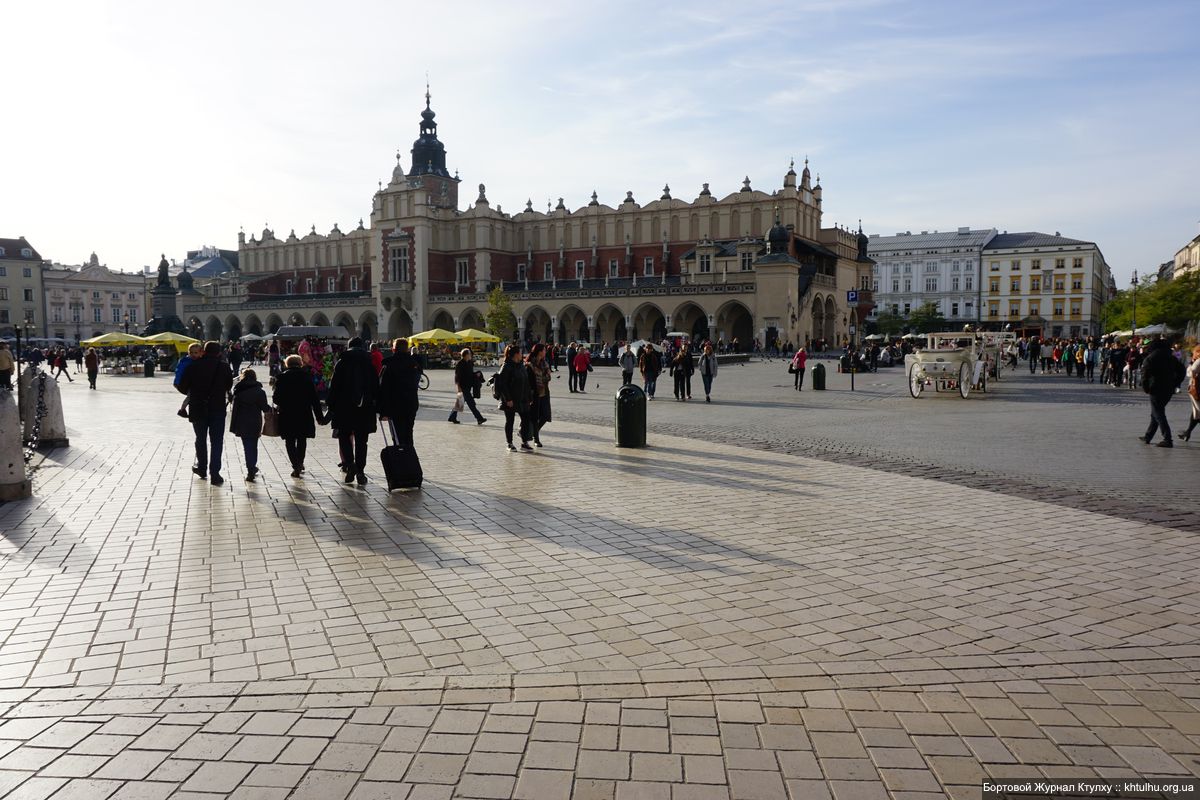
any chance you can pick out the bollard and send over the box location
[0,390,31,500]
[811,363,826,390]
[614,384,647,447]
[19,369,69,449]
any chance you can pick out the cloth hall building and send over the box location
[181,94,873,349]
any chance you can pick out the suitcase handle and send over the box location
[379,417,400,448]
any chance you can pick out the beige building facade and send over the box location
[0,237,47,339]
[42,254,148,342]
[184,94,871,349]
[981,232,1112,338]
[1174,233,1199,278]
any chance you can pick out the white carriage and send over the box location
[905,330,1003,399]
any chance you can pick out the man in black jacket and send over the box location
[178,340,234,484]
[447,348,486,425]
[328,337,379,484]
[1027,337,1041,374]
[1139,337,1186,448]
[566,342,578,393]
[377,338,421,449]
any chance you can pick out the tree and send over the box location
[1103,272,1200,332]
[907,302,947,333]
[485,287,515,340]
[872,311,905,337]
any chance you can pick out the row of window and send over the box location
[883,301,975,317]
[988,300,1084,317]
[0,247,34,259]
[989,275,1084,292]
[0,288,36,302]
[990,257,1083,271]
[46,307,140,324]
[282,276,361,294]
[881,275,976,293]
[447,254,677,286]
[875,261,973,276]
[0,266,35,278]
[0,310,36,324]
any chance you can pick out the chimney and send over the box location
[958,227,969,234]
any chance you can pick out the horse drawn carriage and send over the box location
[905,329,1007,399]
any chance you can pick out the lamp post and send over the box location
[123,312,129,336]
[1130,270,1138,342]
[14,323,28,415]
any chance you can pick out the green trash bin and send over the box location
[812,362,826,390]
[614,384,647,447]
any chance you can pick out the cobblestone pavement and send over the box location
[0,370,1197,798]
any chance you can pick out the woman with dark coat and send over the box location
[273,355,326,478]
[327,337,379,485]
[229,368,271,482]
[495,344,533,452]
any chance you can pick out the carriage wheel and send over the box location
[958,363,972,398]
[908,365,924,398]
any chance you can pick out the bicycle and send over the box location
[418,372,429,391]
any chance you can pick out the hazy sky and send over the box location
[4,0,1197,283]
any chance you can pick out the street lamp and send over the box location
[123,311,129,336]
[1130,270,1138,341]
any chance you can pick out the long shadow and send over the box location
[414,477,811,577]
[532,432,836,495]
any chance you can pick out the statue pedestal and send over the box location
[0,390,31,500]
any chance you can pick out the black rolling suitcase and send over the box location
[380,420,423,491]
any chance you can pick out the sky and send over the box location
[3,0,1197,284]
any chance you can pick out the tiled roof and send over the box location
[983,232,1093,250]
[867,229,996,252]
[0,236,41,260]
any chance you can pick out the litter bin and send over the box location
[812,362,826,390]
[614,384,647,448]
[143,358,156,378]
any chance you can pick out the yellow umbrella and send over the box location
[410,328,462,344]
[454,328,501,343]
[142,331,201,354]
[80,331,149,347]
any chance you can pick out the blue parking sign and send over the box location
[846,290,858,304]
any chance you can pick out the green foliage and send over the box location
[907,302,948,333]
[485,287,515,340]
[1103,272,1200,332]
[872,311,905,337]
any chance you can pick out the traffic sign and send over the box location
[846,290,858,304]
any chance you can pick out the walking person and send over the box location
[527,343,552,447]
[229,368,270,482]
[638,343,661,400]
[447,348,487,425]
[179,341,234,484]
[1138,337,1186,448]
[0,342,13,389]
[51,350,74,382]
[790,347,807,390]
[1084,341,1098,383]
[697,342,718,402]
[73,347,83,374]
[1178,346,1200,442]
[670,342,694,400]
[572,346,592,393]
[327,337,379,485]
[273,354,326,477]
[566,342,578,393]
[378,338,421,449]
[84,347,100,390]
[495,344,533,451]
[619,343,636,386]
[1027,336,1041,375]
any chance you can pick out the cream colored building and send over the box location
[182,93,871,349]
[981,232,1112,338]
[0,237,46,338]
[42,253,148,342]
[1174,233,1199,278]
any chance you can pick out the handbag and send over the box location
[262,407,280,437]
[788,363,796,374]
